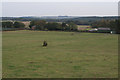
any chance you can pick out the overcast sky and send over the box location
[1,0,119,2]
[2,2,118,17]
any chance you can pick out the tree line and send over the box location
[2,19,119,33]
[2,21,25,28]
[29,20,77,31]
[91,19,120,33]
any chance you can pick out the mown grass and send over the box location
[2,30,118,78]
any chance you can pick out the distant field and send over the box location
[77,25,91,28]
[2,30,118,78]
[77,25,91,31]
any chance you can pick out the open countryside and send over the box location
[2,2,119,78]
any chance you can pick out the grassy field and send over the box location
[77,25,91,28]
[2,30,118,78]
[77,25,91,31]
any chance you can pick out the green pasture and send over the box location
[2,30,118,78]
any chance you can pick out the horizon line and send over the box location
[1,15,119,17]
